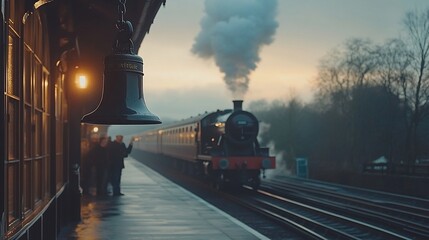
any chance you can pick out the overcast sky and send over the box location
[135,0,429,122]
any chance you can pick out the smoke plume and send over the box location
[191,0,278,98]
[258,121,289,177]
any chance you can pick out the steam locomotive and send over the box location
[133,100,276,189]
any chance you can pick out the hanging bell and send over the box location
[81,53,161,124]
[81,19,161,125]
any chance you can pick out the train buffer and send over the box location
[58,157,268,239]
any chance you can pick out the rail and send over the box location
[257,178,429,239]
[363,163,429,176]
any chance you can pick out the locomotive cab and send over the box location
[200,110,232,155]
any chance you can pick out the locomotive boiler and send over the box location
[134,100,275,189]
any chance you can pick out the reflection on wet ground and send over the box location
[58,158,264,240]
[69,195,120,239]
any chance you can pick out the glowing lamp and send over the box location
[76,74,88,89]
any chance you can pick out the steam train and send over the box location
[133,100,276,189]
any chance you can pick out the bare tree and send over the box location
[343,39,378,87]
[374,39,413,98]
[315,38,411,169]
[402,8,429,162]
[316,39,377,113]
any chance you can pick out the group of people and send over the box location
[82,135,134,197]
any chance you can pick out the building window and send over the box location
[6,24,21,228]
[7,100,19,160]
[7,164,19,223]
[4,0,56,230]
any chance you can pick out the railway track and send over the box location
[133,152,429,239]
[260,177,429,238]
[233,187,422,239]
[207,177,429,239]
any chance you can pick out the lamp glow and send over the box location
[76,75,88,89]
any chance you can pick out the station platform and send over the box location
[58,157,268,240]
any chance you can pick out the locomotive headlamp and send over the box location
[215,122,225,128]
[81,0,161,125]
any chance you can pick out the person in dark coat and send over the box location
[108,135,133,196]
[87,136,109,196]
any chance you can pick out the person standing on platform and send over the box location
[87,136,109,196]
[108,135,133,196]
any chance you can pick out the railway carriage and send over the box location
[135,100,276,189]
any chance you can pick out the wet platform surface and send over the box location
[58,157,268,239]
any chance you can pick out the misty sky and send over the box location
[137,0,429,121]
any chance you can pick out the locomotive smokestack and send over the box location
[233,100,243,111]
